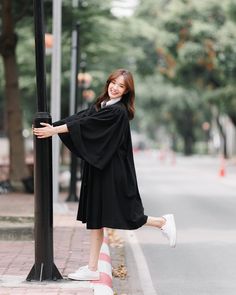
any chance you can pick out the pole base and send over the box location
[66,193,79,202]
[26,262,63,281]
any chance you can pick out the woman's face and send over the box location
[108,75,126,99]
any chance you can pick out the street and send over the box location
[123,151,236,295]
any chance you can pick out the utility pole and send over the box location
[50,0,62,202]
[26,0,62,281]
[67,0,81,202]
[67,21,81,202]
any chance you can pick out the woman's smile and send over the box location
[108,75,126,99]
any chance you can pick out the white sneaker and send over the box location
[68,265,100,281]
[161,214,177,248]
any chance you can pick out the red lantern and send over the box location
[45,33,53,49]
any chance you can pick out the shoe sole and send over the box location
[168,214,177,248]
[68,274,100,281]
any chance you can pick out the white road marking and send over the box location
[126,231,158,295]
[93,284,113,295]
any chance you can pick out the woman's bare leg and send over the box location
[145,215,177,248]
[88,228,104,271]
[145,216,166,228]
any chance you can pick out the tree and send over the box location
[0,0,141,188]
[132,0,236,156]
[0,0,31,188]
[135,74,210,154]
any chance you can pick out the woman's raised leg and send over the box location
[145,214,177,248]
[145,216,166,228]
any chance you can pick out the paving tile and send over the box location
[0,194,94,295]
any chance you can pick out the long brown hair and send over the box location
[95,69,135,120]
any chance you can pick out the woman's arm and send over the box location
[33,122,68,139]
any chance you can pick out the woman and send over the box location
[33,68,176,281]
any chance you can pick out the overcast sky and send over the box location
[111,0,139,17]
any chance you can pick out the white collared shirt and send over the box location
[101,97,121,108]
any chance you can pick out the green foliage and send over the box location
[134,73,211,152]
[227,0,236,22]
[2,0,236,155]
[129,0,236,153]
[1,0,135,125]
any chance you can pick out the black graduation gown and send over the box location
[54,101,148,230]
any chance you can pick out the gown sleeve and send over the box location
[52,107,91,157]
[56,106,128,170]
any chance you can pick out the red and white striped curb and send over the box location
[92,230,113,295]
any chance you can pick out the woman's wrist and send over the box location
[33,122,68,138]
[54,124,68,134]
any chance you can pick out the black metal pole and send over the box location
[66,22,81,202]
[79,59,85,107]
[77,57,87,180]
[27,0,62,281]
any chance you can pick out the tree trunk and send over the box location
[0,0,29,188]
[228,113,236,127]
[171,133,177,152]
[180,111,195,155]
[183,135,193,155]
[216,114,227,159]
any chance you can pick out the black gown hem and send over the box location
[77,215,148,230]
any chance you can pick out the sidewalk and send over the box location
[0,193,94,295]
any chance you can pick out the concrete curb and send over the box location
[0,216,34,240]
[92,229,113,295]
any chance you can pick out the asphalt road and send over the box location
[124,151,236,295]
